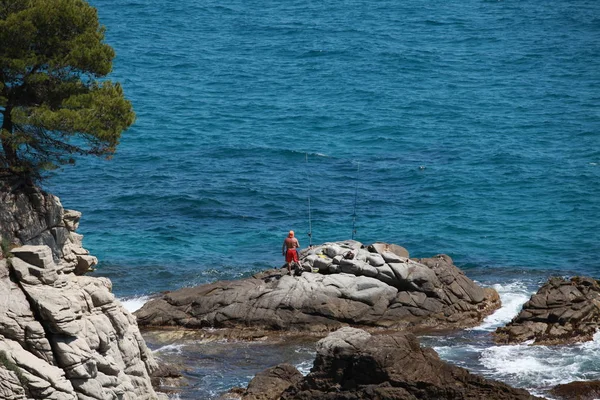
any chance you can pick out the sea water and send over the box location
[45,0,600,398]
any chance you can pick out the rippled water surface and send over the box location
[44,0,600,397]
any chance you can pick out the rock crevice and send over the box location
[1,186,97,275]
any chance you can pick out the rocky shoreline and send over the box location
[494,276,600,345]
[231,327,543,400]
[2,186,600,399]
[135,241,501,337]
[0,186,166,399]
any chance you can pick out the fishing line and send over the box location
[351,161,360,240]
[305,153,313,247]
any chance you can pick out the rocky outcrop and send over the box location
[239,364,303,400]
[242,327,541,400]
[494,276,600,345]
[149,362,186,394]
[0,245,166,399]
[0,184,97,275]
[550,380,600,400]
[135,241,500,336]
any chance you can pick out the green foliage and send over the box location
[0,0,135,181]
[0,350,27,388]
[0,237,13,259]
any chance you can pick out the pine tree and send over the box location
[0,0,135,182]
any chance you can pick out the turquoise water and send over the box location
[46,0,600,297]
[44,0,600,397]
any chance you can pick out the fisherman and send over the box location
[282,230,300,275]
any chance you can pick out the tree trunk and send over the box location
[1,107,19,169]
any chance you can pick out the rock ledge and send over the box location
[135,241,500,337]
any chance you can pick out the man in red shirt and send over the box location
[282,230,300,275]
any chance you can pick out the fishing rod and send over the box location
[305,153,313,247]
[351,161,360,240]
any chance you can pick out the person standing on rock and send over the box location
[282,230,300,275]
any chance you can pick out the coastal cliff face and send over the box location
[0,187,165,400]
[0,184,97,275]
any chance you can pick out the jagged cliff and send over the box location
[0,184,96,275]
[0,185,166,400]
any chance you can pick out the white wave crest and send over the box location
[295,359,314,376]
[118,295,150,313]
[470,280,533,331]
[152,343,185,355]
[481,339,600,389]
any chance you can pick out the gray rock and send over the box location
[0,186,94,273]
[62,210,82,232]
[11,245,54,269]
[0,365,27,400]
[0,187,163,399]
[136,241,500,336]
[312,256,331,272]
[1,246,163,399]
[365,252,385,267]
[10,256,59,285]
[368,242,409,258]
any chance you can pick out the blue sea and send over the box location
[46,0,600,398]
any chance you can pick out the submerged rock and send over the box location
[135,241,500,336]
[243,327,542,400]
[494,276,600,345]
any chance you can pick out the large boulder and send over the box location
[135,241,500,336]
[240,364,303,400]
[0,246,166,399]
[494,276,600,345]
[243,327,542,400]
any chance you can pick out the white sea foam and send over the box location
[152,343,185,355]
[581,331,600,350]
[119,296,150,313]
[480,338,600,389]
[481,344,550,376]
[470,280,532,331]
[296,359,314,376]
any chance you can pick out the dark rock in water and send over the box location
[135,241,500,337]
[494,276,600,345]
[241,363,303,400]
[244,327,541,400]
[550,380,600,400]
[150,361,187,394]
